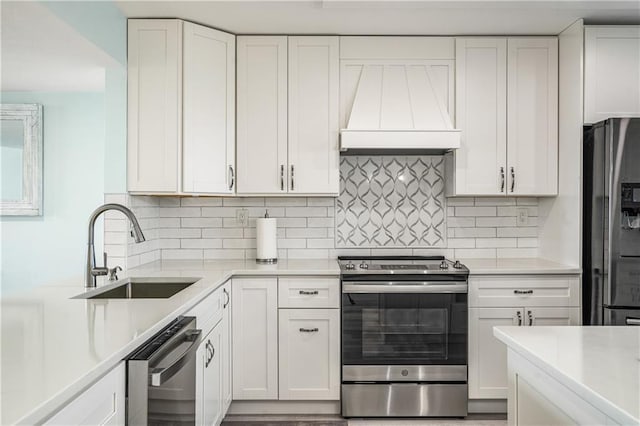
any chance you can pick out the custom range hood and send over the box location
[340,62,460,154]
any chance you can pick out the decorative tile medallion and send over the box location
[336,156,446,248]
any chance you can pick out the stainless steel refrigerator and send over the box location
[583,117,640,326]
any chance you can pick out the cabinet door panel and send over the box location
[45,363,125,425]
[278,309,340,400]
[221,283,232,413]
[585,26,640,124]
[288,36,340,195]
[236,36,288,194]
[127,20,181,193]
[507,38,558,196]
[183,23,235,194]
[232,278,278,400]
[453,38,507,196]
[468,307,523,399]
[526,307,581,326]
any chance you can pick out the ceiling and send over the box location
[1,1,119,92]
[116,0,640,35]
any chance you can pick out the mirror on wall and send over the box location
[0,104,43,216]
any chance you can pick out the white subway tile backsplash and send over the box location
[104,193,540,268]
[476,216,517,227]
[158,228,201,239]
[204,249,245,260]
[497,227,538,238]
[452,227,496,238]
[474,197,516,206]
[265,197,307,207]
[307,238,335,249]
[455,206,497,217]
[159,207,201,217]
[163,249,204,260]
[475,238,517,248]
[222,197,266,207]
[181,217,223,228]
[448,238,476,248]
[181,197,223,207]
[286,207,329,217]
[286,227,328,238]
[180,239,222,249]
[202,228,244,238]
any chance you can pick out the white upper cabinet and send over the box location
[507,38,558,196]
[182,22,235,194]
[236,36,288,194]
[448,36,558,197]
[584,26,640,124]
[449,38,507,196]
[127,19,236,195]
[128,19,181,193]
[288,36,340,194]
[237,36,340,196]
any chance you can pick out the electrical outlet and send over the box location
[236,209,249,227]
[517,208,529,226]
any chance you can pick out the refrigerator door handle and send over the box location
[626,318,640,326]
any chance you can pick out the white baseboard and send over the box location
[468,399,508,413]
[228,401,341,415]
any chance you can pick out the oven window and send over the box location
[342,293,467,365]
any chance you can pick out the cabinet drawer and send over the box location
[278,277,340,308]
[186,284,225,336]
[469,275,580,308]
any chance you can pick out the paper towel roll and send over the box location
[256,217,278,263]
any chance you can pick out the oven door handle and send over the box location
[149,329,202,387]
[342,284,468,294]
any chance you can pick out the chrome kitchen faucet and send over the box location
[86,203,145,288]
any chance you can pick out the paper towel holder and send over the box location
[256,210,278,264]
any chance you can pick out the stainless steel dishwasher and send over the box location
[127,316,202,425]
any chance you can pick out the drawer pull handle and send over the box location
[299,290,319,295]
[299,327,319,333]
[514,289,534,295]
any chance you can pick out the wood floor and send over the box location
[222,414,507,425]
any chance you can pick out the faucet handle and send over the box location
[108,266,122,281]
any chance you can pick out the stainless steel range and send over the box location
[339,256,469,418]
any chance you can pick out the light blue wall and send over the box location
[42,1,128,193]
[1,1,128,295]
[0,92,106,295]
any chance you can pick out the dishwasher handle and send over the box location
[149,329,202,387]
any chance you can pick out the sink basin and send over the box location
[73,277,200,299]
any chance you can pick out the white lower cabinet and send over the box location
[278,309,340,400]
[190,283,231,426]
[45,363,125,425]
[232,276,341,403]
[221,282,232,412]
[469,306,580,399]
[232,277,279,400]
[468,274,581,401]
[197,324,223,426]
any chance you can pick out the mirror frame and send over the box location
[1,104,43,216]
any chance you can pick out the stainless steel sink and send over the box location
[73,277,200,299]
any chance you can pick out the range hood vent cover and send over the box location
[340,62,460,154]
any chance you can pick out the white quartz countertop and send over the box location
[0,259,339,425]
[461,257,581,274]
[494,326,640,425]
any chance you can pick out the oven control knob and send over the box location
[439,260,449,270]
[359,263,369,270]
[453,260,463,269]
[345,263,355,270]
[401,369,409,377]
